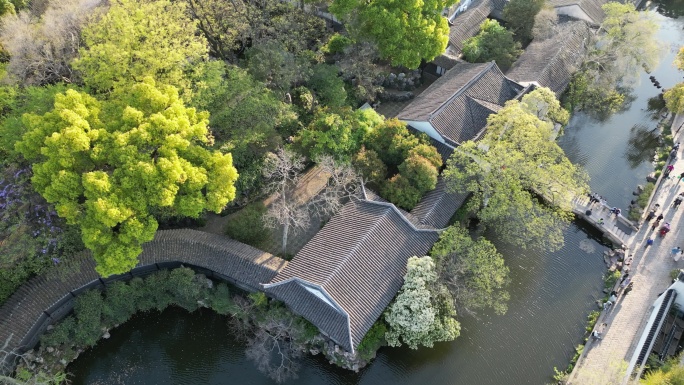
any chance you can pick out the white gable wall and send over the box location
[401,120,446,143]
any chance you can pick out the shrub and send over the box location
[72,290,104,347]
[462,19,522,71]
[585,310,600,333]
[102,281,138,325]
[209,283,235,315]
[309,64,347,108]
[636,183,655,207]
[168,267,206,311]
[382,174,423,210]
[604,270,621,289]
[357,321,387,360]
[224,202,268,247]
[322,33,353,55]
[41,316,76,347]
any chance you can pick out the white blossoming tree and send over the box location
[384,256,460,349]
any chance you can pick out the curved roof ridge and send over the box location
[429,61,496,121]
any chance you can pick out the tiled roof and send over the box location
[0,229,287,359]
[398,62,523,145]
[410,177,469,229]
[506,21,592,95]
[432,53,461,70]
[263,200,440,352]
[448,0,493,53]
[550,0,607,23]
[406,125,456,164]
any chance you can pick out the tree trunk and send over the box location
[282,221,289,256]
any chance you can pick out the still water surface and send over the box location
[68,8,684,385]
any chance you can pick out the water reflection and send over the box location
[624,124,661,169]
[654,0,684,18]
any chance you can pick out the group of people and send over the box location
[592,144,683,344]
[589,193,605,206]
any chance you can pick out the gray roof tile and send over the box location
[410,177,469,229]
[550,0,607,23]
[264,200,440,352]
[506,21,592,95]
[448,0,493,53]
[398,62,522,144]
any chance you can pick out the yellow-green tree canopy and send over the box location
[677,47,684,71]
[444,88,588,252]
[329,0,455,69]
[73,0,208,94]
[665,83,684,114]
[16,79,238,276]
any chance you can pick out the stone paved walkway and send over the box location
[569,114,684,384]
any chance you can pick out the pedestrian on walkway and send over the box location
[678,172,684,183]
[603,300,613,310]
[653,214,664,230]
[674,247,683,262]
[646,238,654,247]
[609,291,618,303]
[612,207,621,217]
[665,165,675,178]
[670,148,678,161]
[620,272,630,284]
[623,281,634,296]
[591,330,602,341]
[674,195,683,209]
[646,209,657,222]
[598,218,605,226]
[674,142,681,152]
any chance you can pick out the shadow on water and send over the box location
[624,123,661,169]
[654,0,684,18]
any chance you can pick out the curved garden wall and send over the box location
[0,229,287,368]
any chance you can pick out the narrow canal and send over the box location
[68,5,684,384]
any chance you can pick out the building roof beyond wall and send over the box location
[506,21,592,96]
[550,0,607,24]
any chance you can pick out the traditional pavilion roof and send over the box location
[263,200,440,353]
[506,21,592,95]
[397,61,523,145]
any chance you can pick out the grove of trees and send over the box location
[445,87,587,252]
[565,2,660,116]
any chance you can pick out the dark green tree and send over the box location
[462,19,522,71]
[503,0,546,42]
[431,225,510,315]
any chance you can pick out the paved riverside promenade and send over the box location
[569,114,684,384]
